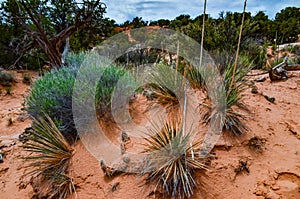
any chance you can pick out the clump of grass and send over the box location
[0,71,16,87]
[7,117,13,126]
[5,87,12,95]
[22,73,31,84]
[22,114,75,199]
[146,63,184,109]
[248,136,265,153]
[186,65,205,90]
[223,61,250,136]
[142,120,207,198]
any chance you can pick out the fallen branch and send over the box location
[269,57,288,81]
[284,64,300,71]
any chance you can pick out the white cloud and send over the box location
[103,0,299,23]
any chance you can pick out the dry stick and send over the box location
[174,41,187,136]
[175,40,180,82]
[199,0,207,68]
[229,0,247,92]
[182,65,187,136]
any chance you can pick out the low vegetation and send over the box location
[146,63,184,109]
[0,71,16,87]
[22,114,75,199]
[26,65,78,143]
[142,121,208,198]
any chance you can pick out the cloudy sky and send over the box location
[102,0,299,24]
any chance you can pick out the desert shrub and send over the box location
[241,38,269,69]
[146,63,184,109]
[0,71,16,87]
[186,65,206,90]
[22,114,75,199]
[142,121,207,198]
[22,73,31,84]
[26,65,78,143]
[204,56,251,136]
[27,52,130,142]
[95,65,127,121]
[5,87,12,95]
[65,51,86,67]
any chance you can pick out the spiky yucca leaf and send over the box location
[203,62,250,136]
[22,114,75,199]
[147,64,184,109]
[187,66,206,90]
[143,121,207,198]
[223,63,250,136]
[224,61,249,108]
[49,173,76,199]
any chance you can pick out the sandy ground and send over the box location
[0,70,300,199]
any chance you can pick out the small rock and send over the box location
[255,76,266,82]
[121,130,130,143]
[251,87,258,94]
[271,186,280,191]
[122,156,130,164]
[264,95,275,103]
[0,152,3,163]
[265,190,280,199]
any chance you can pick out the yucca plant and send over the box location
[146,63,184,109]
[222,62,250,136]
[186,65,206,90]
[203,57,250,136]
[142,121,207,198]
[22,114,75,199]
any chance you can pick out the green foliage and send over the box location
[26,65,77,143]
[5,87,12,95]
[204,56,250,136]
[27,52,129,141]
[170,14,192,30]
[223,60,251,136]
[0,0,108,67]
[95,65,127,120]
[22,73,31,84]
[143,121,207,198]
[275,7,300,43]
[22,114,75,199]
[147,63,184,109]
[0,71,16,86]
[186,65,205,90]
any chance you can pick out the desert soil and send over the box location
[0,70,300,199]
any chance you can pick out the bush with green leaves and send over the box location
[146,63,184,109]
[95,65,127,121]
[26,53,129,143]
[26,65,78,143]
[0,70,16,87]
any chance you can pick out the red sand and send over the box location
[0,70,299,199]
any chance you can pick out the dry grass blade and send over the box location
[142,120,208,198]
[22,114,75,199]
